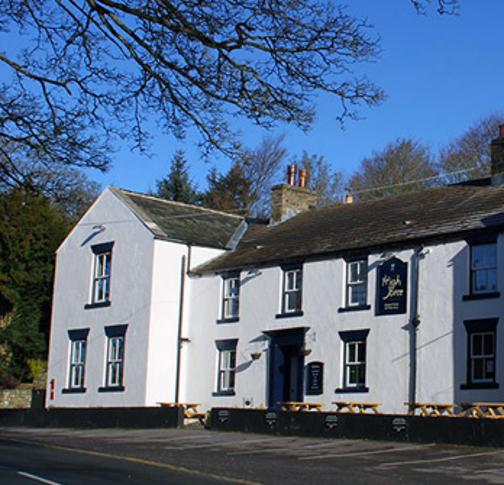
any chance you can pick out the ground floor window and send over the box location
[337,329,370,393]
[463,319,498,389]
[214,339,238,395]
[65,328,89,392]
[99,324,128,392]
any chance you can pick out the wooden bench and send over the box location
[332,401,382,414]
[458,402,504,419]
[158,402,206,423]
[281,401,324,412]
[405,402,455,417]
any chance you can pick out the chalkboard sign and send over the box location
[305,361,324,395]
[376,257,408,315]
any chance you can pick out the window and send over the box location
[99,324,127,392]
[221,275,240,321]
[346,259,368,307]
[63,328,89,393]
[462,319,498,389]
[471,243,497,294]
[337,329,370,393]
[86,242,114,308]
[214,339,238,396]
[281,266,302,315]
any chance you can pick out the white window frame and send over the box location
[282,268,302,313]
[471,243,497,295]
[344,340,366,388]
[106,335,124,387]
[346,259,368,307]
[69,339,86,389]
[470,331,495,383]
[222,276,240,319]
[93,251,112,303]
[218,348,236,392]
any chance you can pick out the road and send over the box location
[1,426,504,484]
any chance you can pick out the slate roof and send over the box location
[111,187,245,249]
[195,184,504,273]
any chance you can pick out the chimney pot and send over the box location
[287,164,297,185]
[499,124,504,138]
[299,168,307,188]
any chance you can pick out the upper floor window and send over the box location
[99,324,127,392]
[281,267,303,314]
[63,328,89,394]
[88,242,114,307]
[221,274,240,321]
[471,243,497,294]
[346,258,368,307]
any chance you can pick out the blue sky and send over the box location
[89,0,504,193]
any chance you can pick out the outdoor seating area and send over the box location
[332,401,382,414]
[406,402,504,418]
[158,402,206,423]
[280,401,324,412]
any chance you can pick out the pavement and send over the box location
[1,426,504,484]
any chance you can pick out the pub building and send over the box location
[47,129,504,414]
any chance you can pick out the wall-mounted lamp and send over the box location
[250,351,262,361]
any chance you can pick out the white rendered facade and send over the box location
[47,187,504,413]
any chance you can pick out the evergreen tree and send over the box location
[202,163,251,213]
[156,151,199,204]
[0,189,68,385]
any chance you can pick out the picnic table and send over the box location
[405,402,455,417]
[332,401,382,414]
[281,401,324,412]
[158,402,205,422]
[458,402,504,419]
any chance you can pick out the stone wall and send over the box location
[0,389,35,409]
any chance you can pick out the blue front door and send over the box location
[268,332,305,409]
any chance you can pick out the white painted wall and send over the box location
[47,188,155,407]
[186,236,504,414]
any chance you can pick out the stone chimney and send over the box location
[271,165,317,223]
[491,125,504,185]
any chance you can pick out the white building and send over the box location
[47,131,504,413]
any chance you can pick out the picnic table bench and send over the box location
[458,402,504,419]
[281,401,324,412]
[158,402,206,422]
[332,401,382,414]
[405,402,455,417]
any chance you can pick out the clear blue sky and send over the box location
[89,0,504,194]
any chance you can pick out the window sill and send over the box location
[98,385,125,393]
[62,387,86,394]
[462,292,500,301]
[276,310,304,319]
[335,386,369,394]
[212,390,236,397]
[216,317,239,324]
[84,301,111,310]
[460,382,499,390]
[338,304,371,313]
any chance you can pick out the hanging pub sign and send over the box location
[305,361,324,395]
[376,257,408,315]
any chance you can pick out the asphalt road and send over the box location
[1,426,504,484]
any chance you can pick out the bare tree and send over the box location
[439,114,504,183]
[242,135,288,216]
[348,138,438,201]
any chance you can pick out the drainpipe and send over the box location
[409,246,426,412]
[175,246,191,403]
